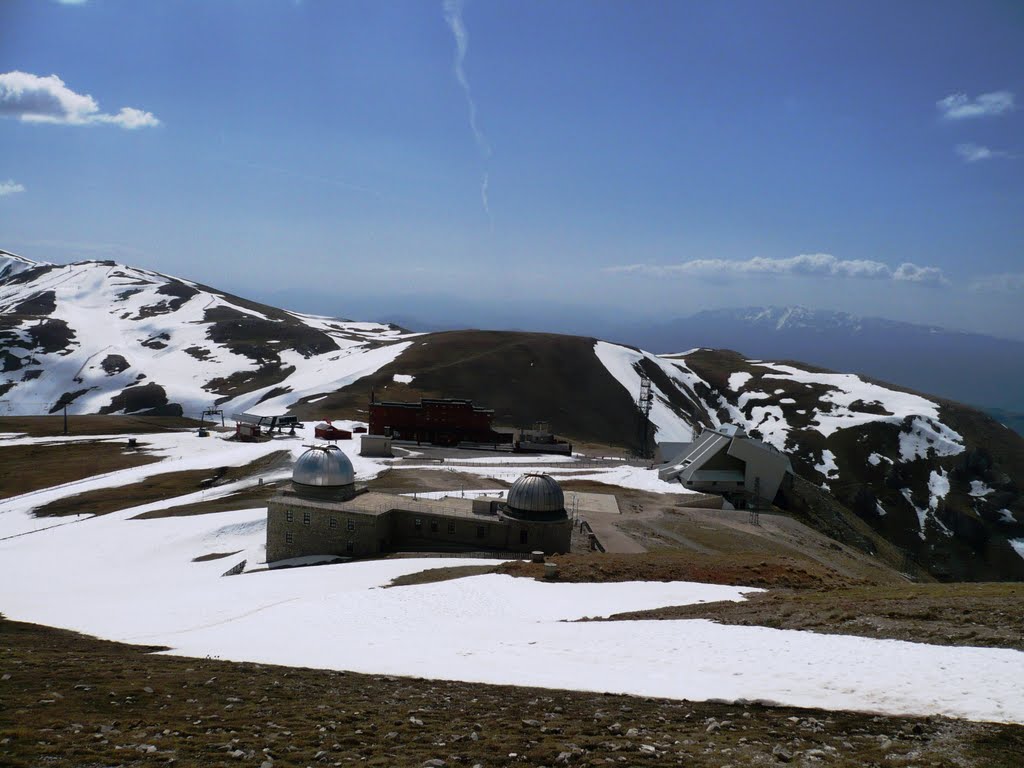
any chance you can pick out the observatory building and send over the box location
[266,446,573,563]
[657,424,793,506]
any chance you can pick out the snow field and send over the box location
[0,499,1022,723]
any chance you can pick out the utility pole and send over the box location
[63,403,68,436]
[750,476,761,525]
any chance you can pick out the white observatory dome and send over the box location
[292,444,355,489]
[505,473,565,518]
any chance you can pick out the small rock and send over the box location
[143,687,154,694]
[706,722,721,733]
[261,761,274,768]
[229,749,245,759]
[625,727,639,738]
[772,745,793,763]
[639,744,656,754]
[422,760,446,768]
[409,717,424,727]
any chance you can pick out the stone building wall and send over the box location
[266,493,572,563]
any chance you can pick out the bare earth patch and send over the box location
[191,551,242,563]
[385,564,498,588]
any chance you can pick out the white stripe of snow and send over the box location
[593,342,694,443]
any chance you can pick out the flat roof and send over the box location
[273,490,499,522]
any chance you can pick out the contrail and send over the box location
[480,172,490,218]
[443,0,492,220]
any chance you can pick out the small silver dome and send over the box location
[292,444,355,487]
[507,473,565,514]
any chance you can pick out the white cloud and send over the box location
[0,71,159,129]
[0,180,25,196]
[955,143,1014,163]
[605,254,948,286]
[892,263,947,284]
[970,273,1024,294]
[937,91,1014,120]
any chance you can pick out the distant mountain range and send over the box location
[611,306,1024,417]
[2,250,1022,581]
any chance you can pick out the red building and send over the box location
[314,421,352,441]
[369,397,512,446]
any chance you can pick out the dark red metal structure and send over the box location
[369,397,512,446]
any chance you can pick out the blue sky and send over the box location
[1,0,1022,338]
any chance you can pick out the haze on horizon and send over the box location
[1,0,1022,340]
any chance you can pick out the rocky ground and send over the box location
[3,617,1023,768]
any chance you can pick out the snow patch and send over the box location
[728,372,752,390]
[1010,539,1024,562]
[969,481,993,497]
[816,449,839,479]
[392,374,414,384]
[928,469,950,510]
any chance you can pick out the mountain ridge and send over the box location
[613,304,1024,415]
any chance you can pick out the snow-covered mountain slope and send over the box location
[0,249,45,281]
[592,343,1023,581]
[0,252,414,417]
[3,251,1022,579]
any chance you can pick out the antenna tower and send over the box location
[637,373,653,459]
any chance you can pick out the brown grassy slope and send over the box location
[0,415,206,437]
[497,551,859,590]
[290,330,644,447]
[33,450,290,518]
[0,442,160,500]
[601,582,1024,651]
[2,617,1022,768]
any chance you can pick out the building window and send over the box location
[476,525,485,539]
[303,511,311,526]
[346,541,354,553]
[519,529,528,545]
[347,520,355,532]
[285,510,293,523]
[430,520,439,533]
[329,516,337,529]
[447,521,456,534]
[414,517,422,530]
[285,532,293,544]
